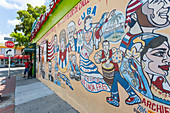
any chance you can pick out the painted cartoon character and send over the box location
[67,21,80,52]
[121,33,170,105]
[67,55,81,81]
[76,29,84,53]
[119,0,170,100]
[42,62,45,79]
[54,72,61,86]
[141,34,170,105]
[120,0,170,53]
[54,34,59,53]
[54,56,58,71]
[48,60,53,82]
[80,15,110,93]
[80,15,103,77]
[94,40,141,107]
[94,9,116,50]
[58,29,71,72]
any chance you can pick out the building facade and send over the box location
[31,0,170,113]
[0,43,30,67]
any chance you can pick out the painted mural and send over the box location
[36,0,170,112]
[36,46,39,74]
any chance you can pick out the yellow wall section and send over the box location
[35,0,170,113]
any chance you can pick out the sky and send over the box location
[0,0,50,44]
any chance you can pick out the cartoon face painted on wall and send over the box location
[141,35,170,76]
[84,15,93,29]
[142,0,170,28]
[125,0,170,30]
[54,34,58,45]
[59,29,66,51]
[67,21,76,43]
[102,41,110,53]
[140,34,170,103]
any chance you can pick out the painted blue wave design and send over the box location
[80,63,97,69]
[80,56,89,63]
[80,61,94,67]
[80,59,91,64]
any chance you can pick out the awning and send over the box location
[18,55,23,59]
[4,55,30,59]
[23,55,30,59]
[22,43,36,55]
[12,55,18,59]
[0,55,4,59]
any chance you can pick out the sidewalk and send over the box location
[0,74,79,113]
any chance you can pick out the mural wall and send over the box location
[36,0,170,112]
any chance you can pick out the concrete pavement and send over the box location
[0,68,79,113]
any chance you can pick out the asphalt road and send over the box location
[0,67,24,78]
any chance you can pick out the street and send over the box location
[0,67,24,78]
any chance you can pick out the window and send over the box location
[1,48,5,54]
[1,59,4,65]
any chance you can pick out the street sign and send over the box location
[4,37,16,41]
[5,41,15,48]
[5,48,14,57]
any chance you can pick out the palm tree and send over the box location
[111,12,123,38]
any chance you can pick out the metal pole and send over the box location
[8,56,10,78]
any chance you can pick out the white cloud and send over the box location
[0,0,20,9]
[0,32,10,44]
[0,0,47,10]
[13,0,47,10]
[8,19,21,27]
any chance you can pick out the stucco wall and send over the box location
[36,0,170,113]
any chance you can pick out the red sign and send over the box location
[5,41,14,48]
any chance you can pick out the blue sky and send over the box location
[0,0,50,43]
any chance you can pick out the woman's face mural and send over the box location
[142,41,170,76]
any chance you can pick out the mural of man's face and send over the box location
[67,26,75,43]
[103,41,109,53]
[143,42,170,76]
[85,18,92,28]
[54,35,58,45]
[144,0,170,27]
[60,39,65,50]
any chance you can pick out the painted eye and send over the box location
[152,52,165,57]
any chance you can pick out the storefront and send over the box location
[0,43,27,67]
[22,43,36,78]
[0,55,5,67]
